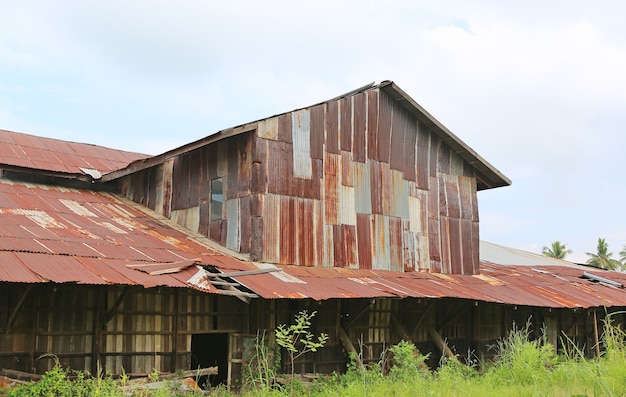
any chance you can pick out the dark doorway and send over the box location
[191,333,228,388]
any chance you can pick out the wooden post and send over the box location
[593,309,601,360]
[428,326,459,363]
[338,325,362,368]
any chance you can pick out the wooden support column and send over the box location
[428,326,459,363]
[391,314,411,341]
[338,325,362,368]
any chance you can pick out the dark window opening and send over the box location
[190,333,228,388]
[210,178,223,221]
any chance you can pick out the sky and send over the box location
[1,1,624,264]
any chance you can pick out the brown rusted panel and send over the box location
[250,216,263,261]
[326,100,340,154]
[219,219,227,246]
[438,177,447,217]
[198,202,209,236]
[463,158,476,178]
[343,224,358,268]
[428,176,439,218]
[250,194,263,217]
[206,144,218,180]
[340,97,352,151]
[356,213,372,269]
[170,157,185,211]
[324,152,340,225]
[352,92,367,163]
[189,150,202,205]
[439,217,451,273]
[429,133,439,179]
[460,218,474,275]
[404,117,417,183]
[227,141,239,199]
[438,141,451,174]
[313,199,324,267]
[428,217,441,272]
[280,141,295,196]
[310,158,323,200]
[389,104,407,173]
[459,176,473,220]
[209,219,221,242]
[416,121,430,189]
[377,91,392,163]
[237,135,252,197]
[367,90,379,161]
[251,138,268,194]
[389,217,403,272]
[262,194,280,263]
[277,113,292,144]
[445,176,461,219]
[239,195,251,253]
[381,162,392,216]
[333,224,345,267]
[279,196,296,264]
[147,168,157,210]
[298,199,315,266]
[265,139,281,194]
[310,104,325,160]
[341,151,353,187]
[471,221,480,274]
[369,161,382,215]
[447,217,462,274]
[402,219,415,272]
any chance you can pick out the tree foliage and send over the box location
[542,241,572,259]
[586,237,622,271]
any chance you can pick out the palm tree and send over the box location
[620,244,626,265]
[542,241,572,259]
[586,238,622,271]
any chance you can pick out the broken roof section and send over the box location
[1,178,625,309]
[101,80,511,190]
[0,129,150,179]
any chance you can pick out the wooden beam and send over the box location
[338,325,362,368]
[428,326,459,363]
[6,284,33,333]
[391,314,411,341]
[105,286,130,323]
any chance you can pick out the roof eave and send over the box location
[379,81,511,191]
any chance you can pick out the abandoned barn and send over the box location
[1,80,626,388]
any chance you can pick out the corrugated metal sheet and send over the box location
[0,129,149,176]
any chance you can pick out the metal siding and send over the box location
[369,160,382,215]
[356,213,372,269]
[354,162,372,214]
[460,218,474,275]
[326,100,340,154]
[339,185,356,226]
[340,97,352,151]
[343,224,358,269]
[252,138,268,194]
[429,217,442,272]
[352,92,367,163]
[257,117,279,140]
[390,170,409,219]
[262,194,281,263]
[389,217,403,272]
[377,90,392,163]
[292,109,312,179]
[323,152,340,225]
[341,151,353,187]
[226,198,240,251]
[445,175,461,219]
[279,195,296,264]
[323,224,334,268]
[277,113,293,144]
[309,104,325,160]
[265,139,281,194]
[367,90,379,161]
[389,101,407,173]
[332,224,345,267]
[372,214,390,270]
[447,217,463,274]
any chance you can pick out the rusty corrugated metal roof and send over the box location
[0,129,150,178]
[2,179,626,308]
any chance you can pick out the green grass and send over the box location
[5,317,626,397]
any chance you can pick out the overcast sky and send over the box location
[1,1,624,263]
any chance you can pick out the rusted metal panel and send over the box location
[352,92,367,163]
[447,217,463,274]
[389,102,408,173]
[323,224,334,268]
[309,104,325,160]
[390,170,409,219]
[450,149,465,176]
[380,162,392,216]
[369,160,382,215]
[339,185,356,226]
[367,90,379,161]
[459,176,474,220]
[372,214,390,270]
[356,214,372,269]
[377,90,392,163]
[439,217,451,273]
[323,152,340,225]
[445,175,461,219]
[236,134,252,197]
[332,224,345,267]
[292,109,312,179]
[226,198,240,251]
[296,198,314,267]
[429,132,439,179]
[402,226,416,272]
[471,221,480,274]
[388,217,403,272]
[340,97,352,151]
[313,199,324,267]
[257,117,278,140]
[279,195,296,264]
[354,162,371,214]
[262,194,280,263]
[170,207,200,234]
[252,138,268,194]
[265,139,282,195]
[460,218,475,274]
[277,113,293,144]
[438,140,451,175]
[343,224,358,269]
[429,217,442,272]
[326,99,340,154]
[341,151,353,187]
[239,195,251,254]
